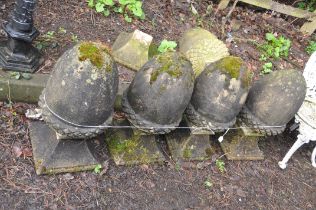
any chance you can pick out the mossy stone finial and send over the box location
[79,42,111,70]
[149,52,184,84]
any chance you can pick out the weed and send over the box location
[296,0,316,12]
[87,0,145,22]
[10,72,32,80]
[204,178,213,188]
[261,62,273,75]
[259,33,291,60]
[94,164,102,173]
[157,40,177,53]
[215,159,226,173]
[306,40,316,55]
[258,33,291,74]
[71,33,79,43]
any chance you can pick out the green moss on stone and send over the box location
[217,56,242,79]
[79,42,112,71]
[214,56,252,88]
[107,133,152,165]
[183,146,193,159]
[150,53,183,84]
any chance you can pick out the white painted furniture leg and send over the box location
[278,135,309,169]
[312,146,316,167]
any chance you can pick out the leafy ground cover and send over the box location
[0,0,315,209]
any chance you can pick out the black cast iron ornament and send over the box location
[0,0,43,72]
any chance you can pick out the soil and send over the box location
[0,0,316,209]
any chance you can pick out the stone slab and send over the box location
[165,128,213,161]
[105,120,165,165]
[112,29,153,71]
[0,69,49,103]
[29,121,100,175]
[0,68,129,110]
[220,129,264,160]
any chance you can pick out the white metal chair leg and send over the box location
[312,146,316,168]
[278,136,309,169]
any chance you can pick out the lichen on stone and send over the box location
[183,145,193,159]
[107,133,153,165]
[149,52,184,84]
[210,56,253,88]
[78,41,112,72]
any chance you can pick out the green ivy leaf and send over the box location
[124,14,132,22]
[158,40,177,53]
[103,8,110,16]
[95,2,105,12]
[104,0,114,6]
[265,33,275,41]
[88,0,94,7]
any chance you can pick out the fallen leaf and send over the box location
[13,146,22,157]
[22,148,32,157]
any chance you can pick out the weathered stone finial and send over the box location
[122,52,194,134]
[241,69,306,135]
[186,56,252,132]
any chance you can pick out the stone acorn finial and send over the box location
[241,69,306,135]
[39,42,119,139]
[122,52,195,134]
[186,56,252,132]
[179,28,229,77]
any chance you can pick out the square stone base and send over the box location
[105,120,165,165]
[165,128,213,161]
[29,121,100,175]
[220,129,264,160]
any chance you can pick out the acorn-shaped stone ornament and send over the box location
[179,28,229,77]
[122,52,195,134]
[39,42,119,139]
[186,56,252,131]
[241,69,306,135]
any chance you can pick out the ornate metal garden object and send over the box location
[241,69,306,135]
[279,52,316,169]
[0,0,43,72]
[122,52,194,134]
[186,56,252,132]
[179,28,229,77]
[39,42,119,139]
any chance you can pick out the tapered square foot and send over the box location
[0,41,43,73]
[220,128,264,160]
[106,120,165,166]
[29,121,100,175]
[165,128,213,161]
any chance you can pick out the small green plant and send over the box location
[71,33,79,43]
[87,0,145,22]
[260,33,291,60]
[10,72,32,80]
[297,0,316,12]
[204,178,213,188]
[157,40,177,53]
[94,164,102,173]
[306,40,316,55]
[215,159,226,173]
[261,62,273,75]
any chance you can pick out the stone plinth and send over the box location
[165,120,213,161]
[29,121,100,175]
[220,127,264,160]
[105,120,165,165]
